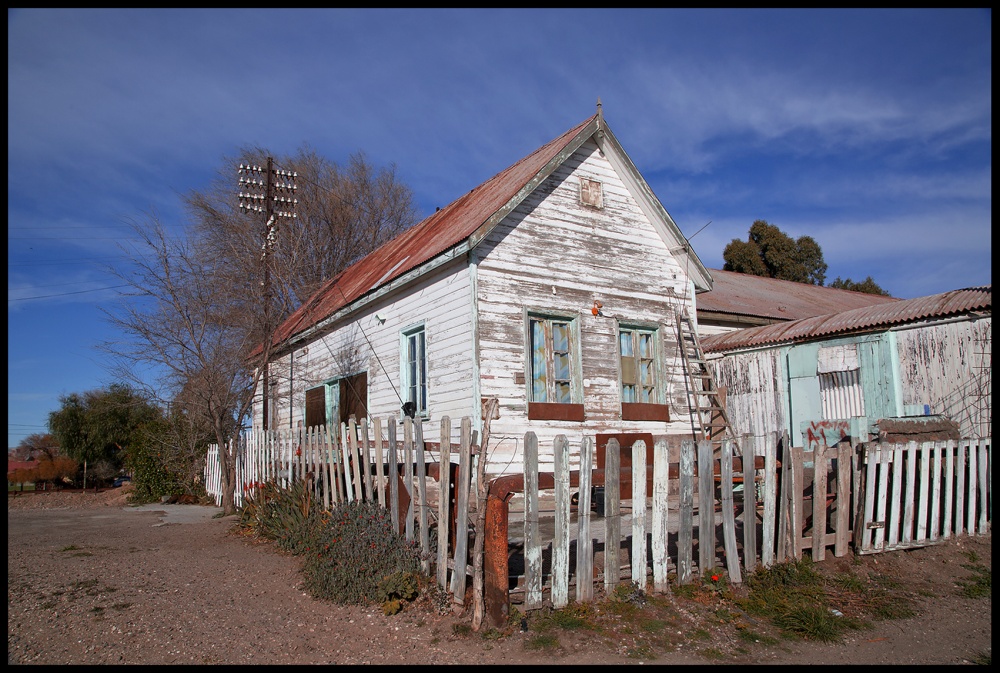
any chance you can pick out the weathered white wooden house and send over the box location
[701,285,992,447]
[254,109,715,475]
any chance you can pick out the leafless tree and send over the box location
[103,217,267,514]
[186,147,418,309]
[11,433,61,461]
[102,148,418,514]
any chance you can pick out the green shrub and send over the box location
[127,421,185,503]
[239,480,328,555]
[301,499,423,606]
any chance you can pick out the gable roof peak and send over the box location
[266,111,710,350]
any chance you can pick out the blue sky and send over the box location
[7,8,992,448]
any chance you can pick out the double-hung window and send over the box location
[527,314,584,421]
[619,325,670,422]
[401,325,427,417]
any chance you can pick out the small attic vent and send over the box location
[580,177,603,209]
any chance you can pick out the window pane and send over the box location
[408,335,417,404]
[640,361,653,386]
[531,320,547,402]
[555,381,571,404]
[638,332,652,358]
[552,322,569,352]
[554,352,570,381]
[619,331,633,356]
[620,327,658,407]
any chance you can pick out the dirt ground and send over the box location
[7,487,991,665]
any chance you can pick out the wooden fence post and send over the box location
[603,437,621,593]
[373,419,385,508]
[652,437,670,595]
[451,418,472,605]
[811,442,828,561]
[761,432,777,567]
[388,420,400,534]
[437,416,452,591]
[631,439,648,592]
[741,434,757,574]
[360,419,373,500]
[523,431,542,609]
[720,438,741,584]
[678,438,694,585]
[835,440,851,557]
[576,436,594,603]
[415,419,430,571]
[697,439,715,574]
[552,435,571,608]
[403,418,415,542]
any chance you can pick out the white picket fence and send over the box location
[206,422,991,626]
[855,438,991,554]
[205,416,478,597]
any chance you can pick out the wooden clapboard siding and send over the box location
[894,318,992,439]
[708,348,787,443]
[262,259,477,437]
[473,140,694,474]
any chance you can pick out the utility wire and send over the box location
[8,284,132,302]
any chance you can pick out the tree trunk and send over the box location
[215,422,238,516]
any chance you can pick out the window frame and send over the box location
[400,322,428,419]
[524,310,585,421]
[579,177,604,209]
[617,321,670,422]
[304,379,337,429]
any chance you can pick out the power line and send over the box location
[8,284,132,302]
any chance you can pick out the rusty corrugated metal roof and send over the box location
[698,268,901,321]
[269,115,599,349]
[701,285,991,353]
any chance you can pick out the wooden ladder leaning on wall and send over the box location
[676,309,740,459]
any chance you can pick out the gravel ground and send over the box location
[8,487,992,665]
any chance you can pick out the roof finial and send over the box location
[596,97,603,121]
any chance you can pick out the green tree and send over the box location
[723,219,828,285]
[828,276,891,295]
[47,384,163,486]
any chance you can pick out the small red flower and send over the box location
[711,574,720,582]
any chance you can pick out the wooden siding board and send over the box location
[470,142,692,475]
[895,319,991,439]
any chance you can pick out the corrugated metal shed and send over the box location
[702,285,991,353]
[697,268,901,322]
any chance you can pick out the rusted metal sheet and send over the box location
[698,268,901,322]
[702,285,990,354]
